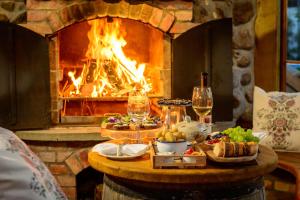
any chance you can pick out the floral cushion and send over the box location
[0,127,67,200]
[253,86,300,152]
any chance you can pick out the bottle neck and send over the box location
[200,72,208,88]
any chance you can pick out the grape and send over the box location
[221,126,259,142]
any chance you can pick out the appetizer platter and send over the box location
[204,126,260,163]
[101,115,162,130]
[100,114,163,140]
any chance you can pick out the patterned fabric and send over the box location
[253,86,300,152]
[0,127,67,200]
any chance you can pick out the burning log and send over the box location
[86,59,97,83]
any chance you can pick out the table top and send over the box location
[88,144,278,184]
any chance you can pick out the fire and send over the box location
[63,19,152,97]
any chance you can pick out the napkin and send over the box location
[92,143,118,155]
[92,143,149,157]
[122,144,148,156]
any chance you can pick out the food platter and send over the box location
[100,114,163,140]
[206,150,258,163]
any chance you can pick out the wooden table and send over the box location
[88,145,278,200]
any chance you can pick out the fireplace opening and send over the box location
[56,18,164,123]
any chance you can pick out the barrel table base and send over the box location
[102,174,265,200]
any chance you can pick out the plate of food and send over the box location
[101,115,162,130]
[100,115,163,140]
[205,126,260,163]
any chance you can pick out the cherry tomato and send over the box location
[185,147,194,155]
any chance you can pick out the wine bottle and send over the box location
[200,72,208,88]
[199,72,212,128]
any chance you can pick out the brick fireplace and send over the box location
[0,0,257,199]
[51,16,168,124]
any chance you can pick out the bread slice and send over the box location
[213,141,258,157]
[226,142,234,157]
[213,142,225,157]
[247,142,259,156]
[238,142,244,156]
[233,142,240,157]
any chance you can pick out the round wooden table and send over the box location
[88,145,277,200]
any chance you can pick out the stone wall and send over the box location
[231,0,256,122]
[193,0,256,122]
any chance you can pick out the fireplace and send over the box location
[0,0,259,124]
[51,15,233,125]
[0,14,236,128]
[0,0,258,199]
[55,17,166,124]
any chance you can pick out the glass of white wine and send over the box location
[192,86,213,125]
[127,89,150,143]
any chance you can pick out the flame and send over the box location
[68,71,82,95]
[65,19,152,97]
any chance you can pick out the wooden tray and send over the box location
[206,150,258,163]
[101,127,163,140]
[150,143,206,169]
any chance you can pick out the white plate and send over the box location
[93,143,149,160]
[96,151,147,160]
[206,150,257,163]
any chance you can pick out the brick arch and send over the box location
[46,1,175,35]
[65,148,90,176]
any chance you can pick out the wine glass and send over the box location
[192,86,213,127]
[127,89,150,143]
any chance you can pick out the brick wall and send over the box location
[0,0,26,23]
[26,140,99,200]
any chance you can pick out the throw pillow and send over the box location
[0,127,67,200]
[253,86,300,152]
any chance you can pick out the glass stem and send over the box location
[198,115,205,124]
[136,121,141,144]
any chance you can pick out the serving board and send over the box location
[101,127,163,141]
[206,150,258,163]
[150,143,206,169]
